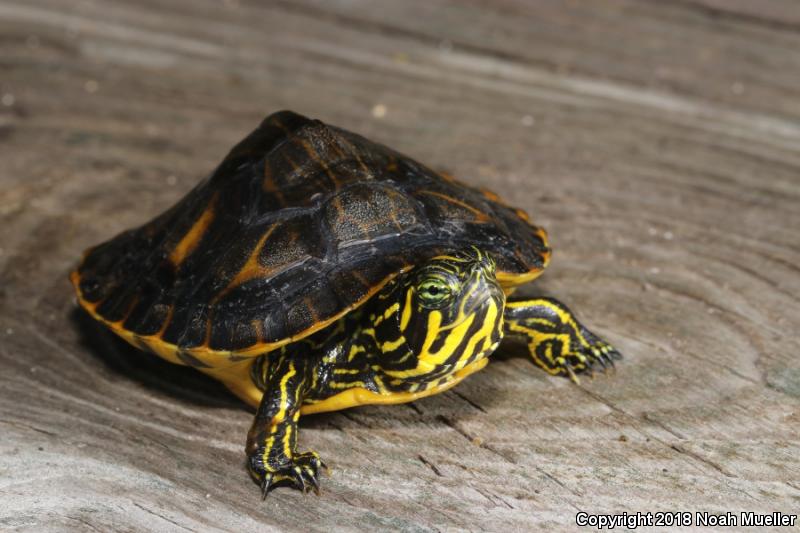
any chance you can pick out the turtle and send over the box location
[71,110,622,496]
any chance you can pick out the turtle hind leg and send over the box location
[246,352,325,496]
[503,297,621,382]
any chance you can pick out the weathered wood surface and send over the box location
[1,1,799,531]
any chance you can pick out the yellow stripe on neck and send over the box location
[399,288,413,332]
[460,301,499,365]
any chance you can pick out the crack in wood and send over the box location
[339,411,373,429]
[417,454,443,477]
[132,503,196,532]
[668,443,737,479]
[475,487,514,510]
[643,0,800,33]
[64,516,105,533]
[0,418,58,437]
[451,390,488,414]
[405,402,423,416]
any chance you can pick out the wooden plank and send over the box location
[1,0,798,530]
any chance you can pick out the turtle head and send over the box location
[374,248,506,382]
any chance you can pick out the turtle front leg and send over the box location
[504,297,621,382]
[246,353,325,497]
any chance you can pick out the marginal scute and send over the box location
[125,302,171,336]
[177,350,213,368]
[95,288,137,323]
[72,110,550,360]
[211,319,259,352]
[160,303,210,347]
[78,275,103,302]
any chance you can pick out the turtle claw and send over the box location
[588,346,614,374]
[565,361,581,384]
[548,333,622,382]
[260,474,273,500]
[290,452,324,494]
[292,466,307,493]
[596,341,623,372]
[591,350,609,372]
[574,336,622,378]
[308,470,321,495]
[249,450,326,496]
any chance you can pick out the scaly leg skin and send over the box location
[246,353,325,497]
[504,297,622,382]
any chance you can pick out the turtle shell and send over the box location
[72,111,550,359]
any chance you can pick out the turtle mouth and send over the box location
[476,340,500,359]
[453,340,501,375]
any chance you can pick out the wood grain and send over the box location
[1,1,798,531]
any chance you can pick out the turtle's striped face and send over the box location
[375,249,506,384]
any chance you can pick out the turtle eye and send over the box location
[417,278,454,308]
